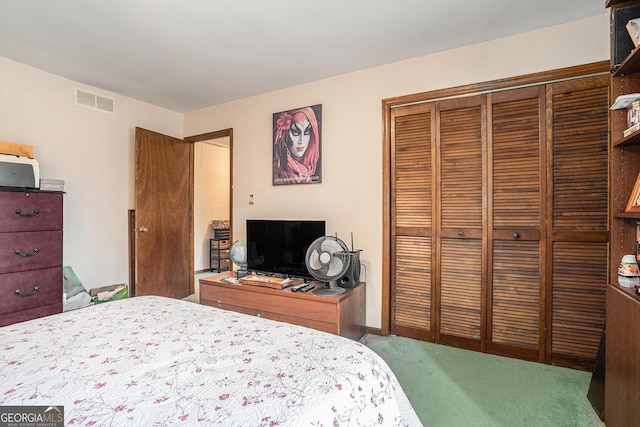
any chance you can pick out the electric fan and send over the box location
[305,235,351,296]
[229,240,249,279]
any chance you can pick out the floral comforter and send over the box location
[0,296,422,426]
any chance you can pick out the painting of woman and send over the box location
[273,104,321,185]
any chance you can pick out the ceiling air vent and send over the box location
[74,88,115,113]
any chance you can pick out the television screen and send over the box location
[246,219,326,279]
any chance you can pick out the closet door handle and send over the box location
[513,232,520,240]
[15,286,39,297]
[15,248,40,257]
[15,209,40,217]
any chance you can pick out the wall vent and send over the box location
[74,88,115,113]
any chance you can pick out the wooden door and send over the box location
[135,127,193,298]
[487,86,545,361]
[435,95,486,351]
[390,103,434,340]
[385,65,609,370]
[546,75,609,370]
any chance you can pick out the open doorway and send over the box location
[194,137,230,272]
[186,129,233,301]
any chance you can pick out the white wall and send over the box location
[184,14,610,329]
[194,140,230,271]
[0,57,182,290]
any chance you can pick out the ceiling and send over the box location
[0,0,604,113]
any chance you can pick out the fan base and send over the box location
[312,287,346,296]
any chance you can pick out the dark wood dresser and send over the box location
[0,190,63,326]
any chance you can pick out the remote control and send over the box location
[291,284,306,292]
[300,284,313,293]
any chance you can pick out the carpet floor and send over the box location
[364,334,604,427]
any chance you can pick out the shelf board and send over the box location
[614,128,640,146]
[613,44,640,77]
[614,211,640,219]
[611,282,640,303]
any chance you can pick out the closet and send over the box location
[384,63,609,370]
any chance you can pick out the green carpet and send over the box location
[365,335,604,427]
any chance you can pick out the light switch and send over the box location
[249,194,255,205]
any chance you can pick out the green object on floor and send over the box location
[92,287,129,304]
[365,335,604,427]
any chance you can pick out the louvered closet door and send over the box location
[436,95,485,351]
[547,74,609,370]
[390,103,434,340]
[488,87,545,361]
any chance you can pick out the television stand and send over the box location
[199,271,366,341]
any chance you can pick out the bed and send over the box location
[0,296,423,426]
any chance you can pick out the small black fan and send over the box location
[305,235,350,296]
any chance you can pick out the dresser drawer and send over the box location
[0,267,62,316]
[211,249,230,260]
[201,284,336,323]
[0,230,63,274]
[0,303,63,327]
[211,239,230,250]
[0,192,63,232]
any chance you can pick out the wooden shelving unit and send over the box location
[606,1,640,425]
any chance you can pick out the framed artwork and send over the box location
[272,104,322,185]
[626,172,640,212]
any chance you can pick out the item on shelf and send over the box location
[618,254,640,288]
[610,93,640,110]
[229,240,249,279]
[0,141,33,158]
[628,18,640,48]
[628,100,640,127]
[239,274,299,290]
[39,178,64,192]
[626,172,640,212]
[211,219,230,229]
[611,3,640,69]
[636,221,640,264]
[625,122,640,137]
[0,154,39,188]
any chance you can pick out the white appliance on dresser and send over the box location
[0,190,63,326]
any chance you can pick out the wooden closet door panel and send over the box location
[394,235,431,336]
[491,241,540,349]
[548,75,609,370]
[390,104,433,339]
[437,96,485,350]
[488,87,544,361]
[438,101,483,231]
[440,238,482,345]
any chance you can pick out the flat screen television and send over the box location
[246,219,326,279]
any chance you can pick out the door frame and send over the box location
[185,128,234,273]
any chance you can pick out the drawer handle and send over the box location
[15,248,40,257]
[15,209,40,217]
[15,286,39,297]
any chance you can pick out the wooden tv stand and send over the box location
[199,272,366,341]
